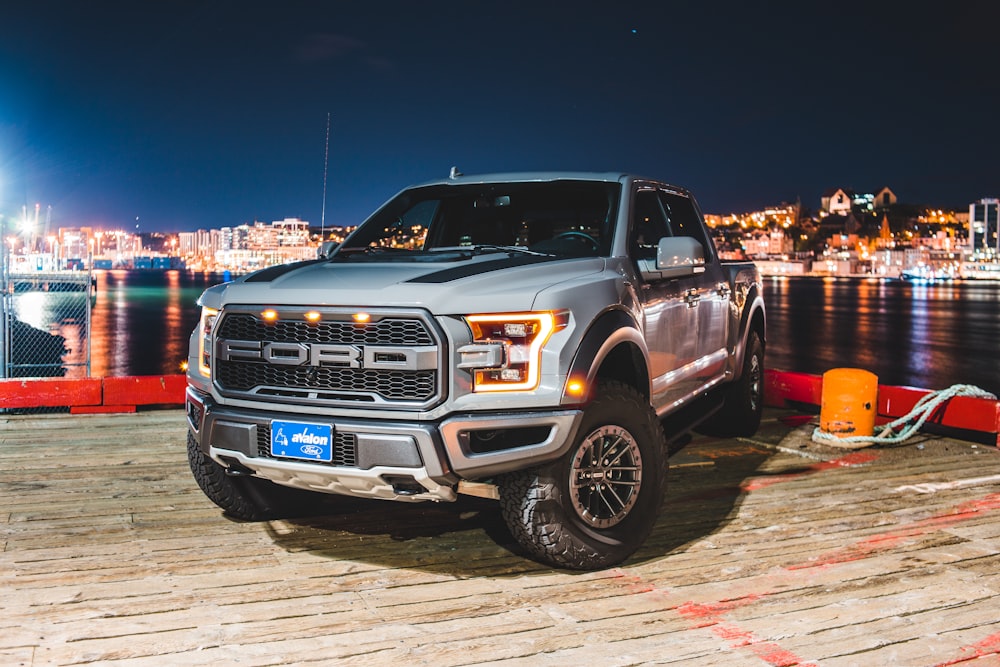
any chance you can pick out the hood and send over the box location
[202,254,605,315]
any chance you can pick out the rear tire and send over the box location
[186,432,316,520]
[698,330,764,437]
[498,380,667,570]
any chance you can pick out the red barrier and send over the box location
[765,368,1000,447]
[2,371,998,446]
[0,375,186,413]
[102,375,188,406]
[0,378,103,408]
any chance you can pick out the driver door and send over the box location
[630,188,701,407]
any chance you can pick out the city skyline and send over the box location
[2,3,999,234]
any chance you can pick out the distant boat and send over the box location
[899,266,956,284]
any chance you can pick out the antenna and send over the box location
[320,112,331,240]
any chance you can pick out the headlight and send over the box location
[460,312,562,392]
[197,306,219,377]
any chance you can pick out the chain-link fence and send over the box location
[2,271,93,381]
[1,265,94,412]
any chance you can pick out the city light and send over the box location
[2,188,993,279]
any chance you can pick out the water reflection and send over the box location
[13,270,1000,397]
[89,270,223,377]
[764,277,1000,395]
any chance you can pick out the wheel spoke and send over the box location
[599,483,627,513]
[570,425,643,528]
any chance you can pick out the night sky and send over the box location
[2,1,999,233]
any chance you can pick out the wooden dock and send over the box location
[2,408,999,666]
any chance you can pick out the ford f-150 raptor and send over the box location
[185,171,766,570]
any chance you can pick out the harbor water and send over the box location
[35,270,1000,398]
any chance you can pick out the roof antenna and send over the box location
[320,112,331,239]
[449,166,462,179]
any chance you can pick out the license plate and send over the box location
[270,420,333,462]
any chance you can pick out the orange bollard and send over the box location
[819,368,878,438]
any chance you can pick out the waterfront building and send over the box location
[969,198,999,257]
[820,186,896,217]
[744,228,793,257]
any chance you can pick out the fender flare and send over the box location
[731,283,766,379]
[562,308,649,405]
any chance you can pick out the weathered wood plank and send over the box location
[3,408,1000,666]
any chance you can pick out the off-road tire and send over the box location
[186,432,315,520]
[498,380,667,570]
[698,330,764,437]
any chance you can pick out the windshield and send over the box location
[336,180,620,260]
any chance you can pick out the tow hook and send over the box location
[221,458,255,477]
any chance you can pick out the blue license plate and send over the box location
[270,420,333,462]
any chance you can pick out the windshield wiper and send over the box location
[429,244,554,257]
[334,246,412,258]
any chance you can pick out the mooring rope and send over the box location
[811,384,997,449]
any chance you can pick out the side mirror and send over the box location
[640,236,705,281]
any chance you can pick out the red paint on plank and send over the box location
[933,632,1000,665]
[742,451,879,491]
[790,493,1000,570]
[676,595,816,666]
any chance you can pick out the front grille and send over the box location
[218,314,434,346]
[217,365,436,401]
[256,423,358,466]
[213,308,442,408]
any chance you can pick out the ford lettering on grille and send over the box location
[212,310,442,407]
[218,340,435,371]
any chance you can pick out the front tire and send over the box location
[186,432,316,520]
[498,380,667,570]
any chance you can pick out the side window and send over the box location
[630,190,671,260]
[659,191,712,257]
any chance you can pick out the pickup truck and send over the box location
[184,171,766,570]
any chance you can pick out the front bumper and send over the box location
[186,387,583,503]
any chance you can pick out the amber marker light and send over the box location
[304,311,322,323]
[261,309,278,322]
[565,377,587,398]
[353,312,371,323]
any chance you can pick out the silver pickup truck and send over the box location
[185,171,766,569]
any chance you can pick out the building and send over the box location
[821,188,854,216]
[821,186,897,216]
[969,198,999,257]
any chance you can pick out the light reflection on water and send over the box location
[764,276,1000,396]
[87,270,223,377]
[14,270,1000,397]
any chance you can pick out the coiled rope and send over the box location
[812,384,997,449]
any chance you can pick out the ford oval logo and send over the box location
[300,444,323,456]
